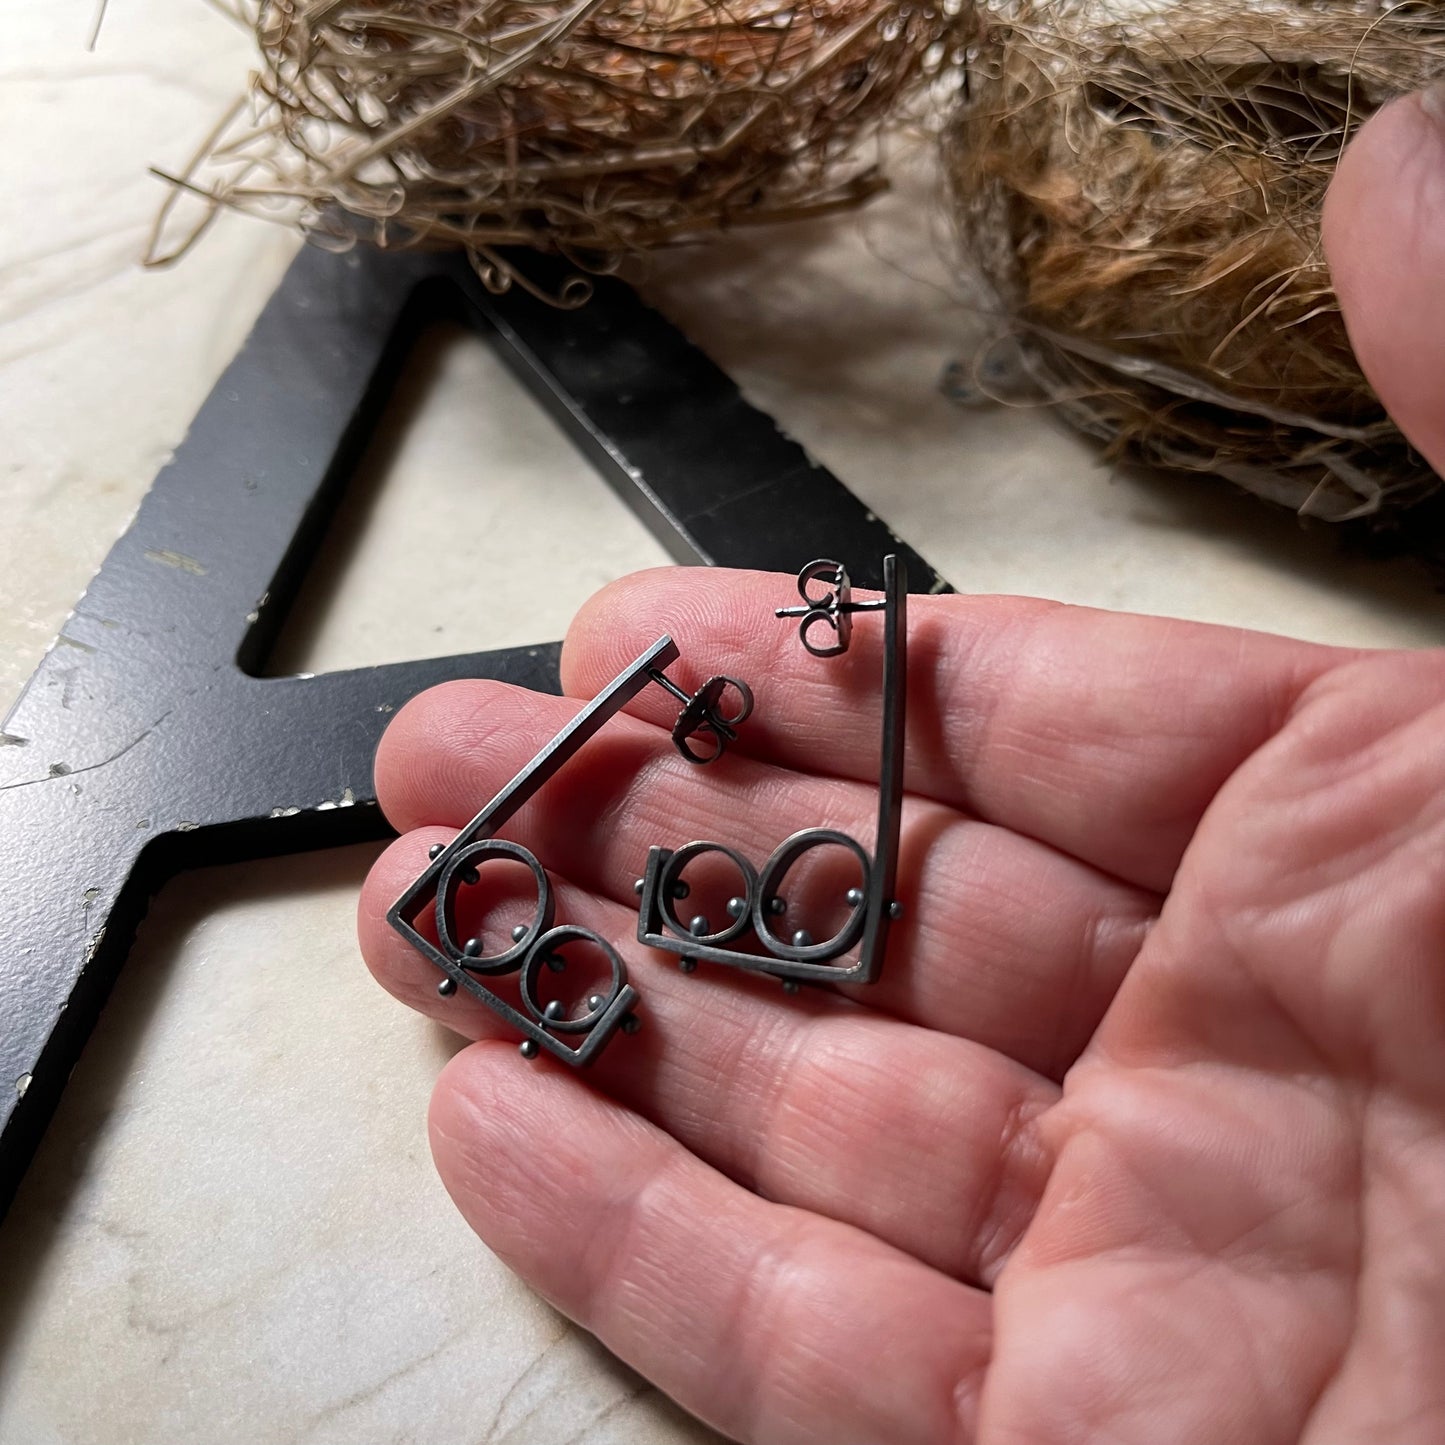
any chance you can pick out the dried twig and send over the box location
[946,0,1445,524]
[152,0,951,293]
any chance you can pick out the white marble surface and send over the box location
[264,319,675,676]
[4,3,1445,1443]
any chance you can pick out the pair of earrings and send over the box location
[386,556,908,1066]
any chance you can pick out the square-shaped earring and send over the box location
[634,556,907,992]
[389,556,905,1059]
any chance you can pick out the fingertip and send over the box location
[428,1038,509,1154]
[560,565,783,700]
[374,680,477,830]
[427,1042,515,1224]
[375,678,560,832]
[1324,88,1445,473]
[559,565,690,696]
[356,828,452,995]
[427,1039,613,1290]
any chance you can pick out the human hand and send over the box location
[354,94,1445,1445]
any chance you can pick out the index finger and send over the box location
[562,568,1350,892]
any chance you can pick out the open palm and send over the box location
[356,96,1445,1443]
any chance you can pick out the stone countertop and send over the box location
[3,4,1444,1444]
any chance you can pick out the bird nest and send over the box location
[152,0,949,299]
[945,0,1445,526]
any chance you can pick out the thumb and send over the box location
[1324,88,1445,476]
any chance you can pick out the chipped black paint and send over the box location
[0,244,948,1217]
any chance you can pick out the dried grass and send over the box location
[151,0,950,300]
[945,0,1445,524]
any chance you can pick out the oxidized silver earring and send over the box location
[634,555,907,994]
[387,637,754,1063]
[388,556,906,1062]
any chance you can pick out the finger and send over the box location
[561,568,1345,892]
[1324,89,1445,476]
[430,1040,993,1445]
[374,684,1157,1074]
[981,1063,1358,1445]
[361,832,1057,1286]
